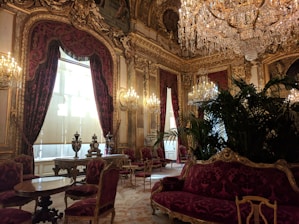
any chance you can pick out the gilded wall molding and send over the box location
[130,33,183,71]
[3,1,126,52]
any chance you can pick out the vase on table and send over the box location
[72,132,82,158]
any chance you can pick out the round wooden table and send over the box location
[14,176,73,224]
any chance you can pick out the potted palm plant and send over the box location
[156,77,299,163]
[206,77,299,163]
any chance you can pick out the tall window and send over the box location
[33,48,104,160]
[163,88,177,160]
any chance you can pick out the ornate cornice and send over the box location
[130,32,183,71]
[3,0,126,51]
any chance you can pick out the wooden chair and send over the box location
[134,159,153,191]
[14,154,39,181]
[0,208,32,224]
[140,147,162,170]
[235,195,277,224]
[156,147,173,167]
[64,163,120,224]
[0,160,36,209]
[123,148,144,169]
[64,158,107,208]
[116,157,131,185]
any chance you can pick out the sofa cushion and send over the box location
[182,161,299,206]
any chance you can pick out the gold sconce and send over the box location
[146,93,160,114]
[0,52,22,89]
[119,87,139,110]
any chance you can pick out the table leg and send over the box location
[52,166,61,176]
[32,196,63,224]
[125,168,137,188]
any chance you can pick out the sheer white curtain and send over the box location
[163,88,178,160]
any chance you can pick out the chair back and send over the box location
[0,160,22,192]
[156,147,165,159]
[143,159,153,174]
[235,195,277,224]
[140,147,153,161]
[123,148,136,162]
[14,154,33,175]
[86,158,107,184]
[94,163,119,219]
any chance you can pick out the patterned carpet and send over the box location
[21,164,189,224]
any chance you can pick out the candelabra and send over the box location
[0,52,21,89]
[146,93,160,114]
[119,87,139,110]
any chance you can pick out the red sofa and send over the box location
[151,148,299,224]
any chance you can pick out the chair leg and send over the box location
[64,195,68,208]
[111,209,115,224]
[34,198,38,212]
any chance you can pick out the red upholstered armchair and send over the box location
[64,163,120,224]
[140,147,162,170]
[64,158,107,208]
[123,148,144,169]
[0,160,36,208]
[156,147,173,167]
[14,154,39,181]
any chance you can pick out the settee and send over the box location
[151,148,299,224]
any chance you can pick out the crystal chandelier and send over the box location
[119,87,139,110]
[188,74,219,105]
[146,93,160,114]
[178,0,299,61]
[0,52,21,89]
[285,88,299,104]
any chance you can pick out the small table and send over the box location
[14,176,74,224]
[122,164,139,188]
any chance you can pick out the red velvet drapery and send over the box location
[159,69,179,159]
[208,70,228,90]
[22,21,113,155]
[23,40,60,156]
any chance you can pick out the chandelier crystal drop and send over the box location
[0,52,22,89]
[178,0,299,61]
[285,88,299,104]
[188,75,219,105]
[146,93,161,114]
